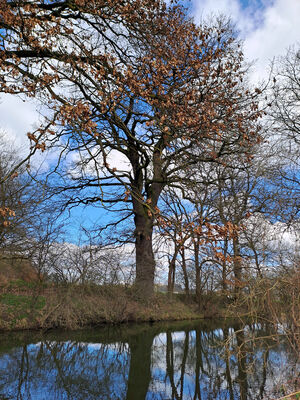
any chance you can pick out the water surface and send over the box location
[0,320,299,399]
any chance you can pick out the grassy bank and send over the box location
[0,280,214,331]
[1,278,298,337]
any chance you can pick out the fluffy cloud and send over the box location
[244,0,300,80]
[0,93,41,150]
[192,0,264,34]
[192,0,300,81]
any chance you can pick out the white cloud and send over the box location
[193,0,242,25]
[192,0,300,82]
[192,0,263,36]
[108,149,131,173]
[0,93,41,151]
[244,0,300,81]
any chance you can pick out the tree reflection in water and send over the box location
[0,321,298,400]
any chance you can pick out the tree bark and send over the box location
[180,247,190,296]
[222,237,228,293]
[168,249,178,297]
[194,239,201,305]
[130,143,164,298]
[233,235,242,297]
[134,211,155,298]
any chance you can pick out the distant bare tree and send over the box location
[269,46,300,222]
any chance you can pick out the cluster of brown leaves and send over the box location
[0,1,262,145]
[0,206,15,227]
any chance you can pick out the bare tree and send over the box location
[269,46,300,222]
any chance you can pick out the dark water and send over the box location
[0,320,299,400]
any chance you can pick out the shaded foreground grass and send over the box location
[0,280,214,331]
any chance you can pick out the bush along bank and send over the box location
[0,281,210,331]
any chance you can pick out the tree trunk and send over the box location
[222,237,228,293]
[168,249,178,297]
[233,235,242,297]
[130,141,164,299]
[167,259,174,296]
[180,247,190,296]
[134,212,155,298]
[194,239,201,305]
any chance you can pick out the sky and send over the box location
[191,0,300,81]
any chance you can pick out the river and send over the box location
[0,319,299,399]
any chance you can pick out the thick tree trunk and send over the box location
[134,212,155,298]
[129,143,165,299]
[130,142,164,299]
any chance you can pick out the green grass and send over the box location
[8,279,36,288]
[0,271,45,329]
[1,293,45,309]
[0,293,46,327]
[4,279,48,290]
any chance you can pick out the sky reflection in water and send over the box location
[0,320,299,400]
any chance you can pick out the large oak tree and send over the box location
[0,0,262,297]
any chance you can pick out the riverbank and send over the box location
[0,280,229,331]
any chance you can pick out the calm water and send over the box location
[0,320,299,400]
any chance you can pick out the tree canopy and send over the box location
[0,0,263,297]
